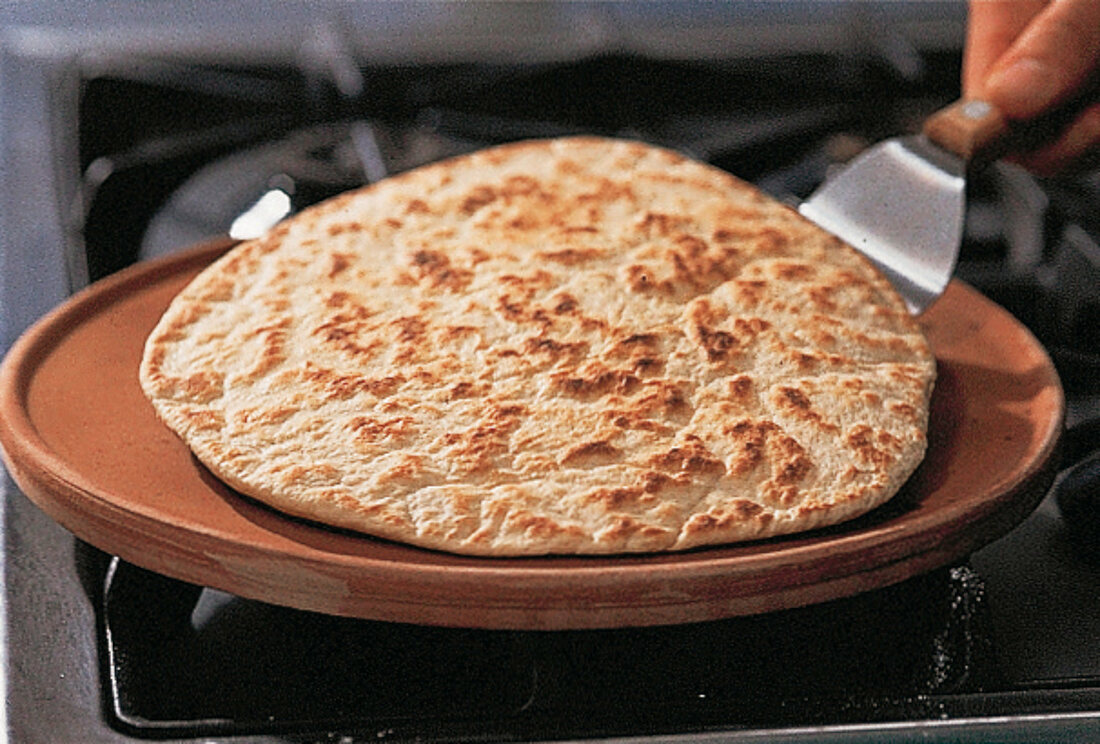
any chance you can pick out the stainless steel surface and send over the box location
[800,135,965,313]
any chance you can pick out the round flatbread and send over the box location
[140,136,935,556]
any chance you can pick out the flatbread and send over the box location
[140,136,935,556]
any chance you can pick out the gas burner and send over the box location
[139,119,490,259]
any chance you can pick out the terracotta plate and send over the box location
[0,240,1064,629]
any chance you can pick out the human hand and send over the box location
[963,0,1100,176]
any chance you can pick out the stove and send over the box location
[2,3,1099,743]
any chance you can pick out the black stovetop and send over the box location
[5,470,1099,743]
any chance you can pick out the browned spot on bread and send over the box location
[789,351,818,371]
[605,333,666,376]
[460,185,496,214]
[243,317,292,381]
[158,300,214,341]
[627,356,661,376]
[326,221,365,237]
[551,293,578,314]
[577,177,636,205]
[625,264,671,294]
[436,325,479,346]
[647,435,725,476]
[500,174,545,199]
[807,286,839,312]
[581,486,648,509]
[735,317,771,337]
[639,470,687,493]
[537,247,603,265]
[846,424,896,468]
[686,300,749,363]
[505,510,586,541]
[328,252,353,278]
[597,514,671,542]
[603,409,672,435]
[754,227,790,253]
[494,288,560,328]
[667,235,742,289]
[772,261,814,281]
[181,408,225,431]
[522,335,589,361]
[719,418,812,484]
[625,232,745,297]
[409,249,473,292]
[495,294,525,322]
[198,278,236,303]
[761,481,801,507]
[730,499,765,518]
[324,291,354,309]
[276,462,342,489]
[613,332,660,351]
[173,370,224,403]
[217,246,260,277]
[693,325,738,362]
[772,385,839,433]
[337,374,404,400]
[235,405,296,427]
[732,279,767,306]
[560,440,621,466]
[720,419,774,476]
[636,211,689,237]
[392,316,426,344]
[888,401,916,419]
[447,381,484,400]
[312,299,381,358]
[348,415,417,443]
[877,429,901,448]
[775,450,813,485]
[712,227,756,243]
[728,374,754,400]
[373,454,429,486]
[505,213,540,232]
[632,379,692,420]
[313,326,380,358]
[499,270,558,293]
[302,364,404,401]
[552,363,640,399]
[682,499,769,535]
[440,402,527,475]
[778,383,814,411]
[686,299,739,363]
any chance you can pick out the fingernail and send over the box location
[985,58,1059,118]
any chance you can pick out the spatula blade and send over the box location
[799,135,966,314]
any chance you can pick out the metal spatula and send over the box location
[800,99,1012,315]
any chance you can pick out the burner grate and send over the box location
[99,557,995,740]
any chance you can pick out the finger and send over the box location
[963,0,1048,97]
[984,0,1100,119]
[1008,102,1100,176]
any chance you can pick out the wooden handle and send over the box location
[923,99,1011,162]
[925,76,1100,166]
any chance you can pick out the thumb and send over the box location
[984,0,1100,120]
